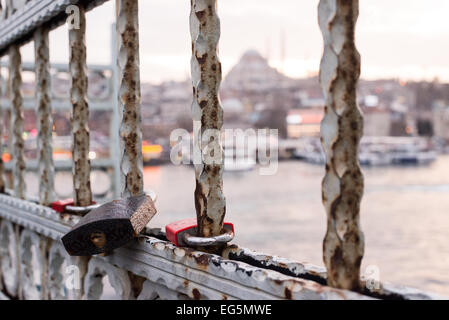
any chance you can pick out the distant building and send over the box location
[221,98,244,114]
[286,106,393,139]
[433,104,449,142]
[286,108,324,138]
[362,106,392,136]
[222,50,289,92]
[221,49,299,113]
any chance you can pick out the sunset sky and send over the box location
[13,0,449,83]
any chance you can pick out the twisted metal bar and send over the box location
[35,27,54,206]
[69,5,92,207]
[116,0,143,197]
[318,0,364,290]
[0,65,5,193]
[9,45,26,199]
[190,0,226,238]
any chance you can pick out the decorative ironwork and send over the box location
[0,220,20,297]
[0,0,109,54]
[19,230,48,299]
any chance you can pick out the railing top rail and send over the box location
[0,61,113,72]
[0,0,109,56]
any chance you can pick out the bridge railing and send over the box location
[0,0,442,300]
[0,58,120,202]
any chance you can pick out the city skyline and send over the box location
[3,0,449,84]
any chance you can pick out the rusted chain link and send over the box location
[190,0,226,238]
[318,0,364,290]
[35,27,55,206]
[9,45,26,199]
[116,0,143,197]
[69,4,93,206]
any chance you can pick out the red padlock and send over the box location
[166,217,234,247]
[51,199,75,213]
[51,199,98,214]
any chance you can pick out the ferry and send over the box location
[294,136,437,166]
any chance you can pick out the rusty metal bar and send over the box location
[9,45,26,199]
[0,65,5,193]
[318,0,364,290]
[190,0,226,238]
[35,27,55,206]
[69,4,92,207]
[116,0,143,197]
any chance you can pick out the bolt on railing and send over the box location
[34,26,55,206]
[116,0,144,197]
[190,0,226,239]
[318,0,364,290]
[9,45,26,200]
[69,4,93,207]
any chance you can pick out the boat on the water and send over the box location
[294,136,437,166]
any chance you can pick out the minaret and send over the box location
[280,28,286,74]
[265,36,271,63]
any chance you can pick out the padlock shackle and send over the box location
[182,228,234,247]
[65,203,102,215]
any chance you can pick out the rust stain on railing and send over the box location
[319,0,364,289]
[190,0,226,238]
[318,0,364,290]
[69,4,92,207]
[35,27,54,206]
[116,0,143,197]
[9,45,26,199]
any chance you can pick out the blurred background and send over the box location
[0,0,448,296]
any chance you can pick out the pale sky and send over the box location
[15,0,449,84]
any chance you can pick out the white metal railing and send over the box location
[0,0,444,300]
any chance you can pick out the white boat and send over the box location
[390,151,437,165]
[293,136,437,166]
[368,137,437,165]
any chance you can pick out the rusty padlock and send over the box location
[62,193,157,256]
[166,218,234,247]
